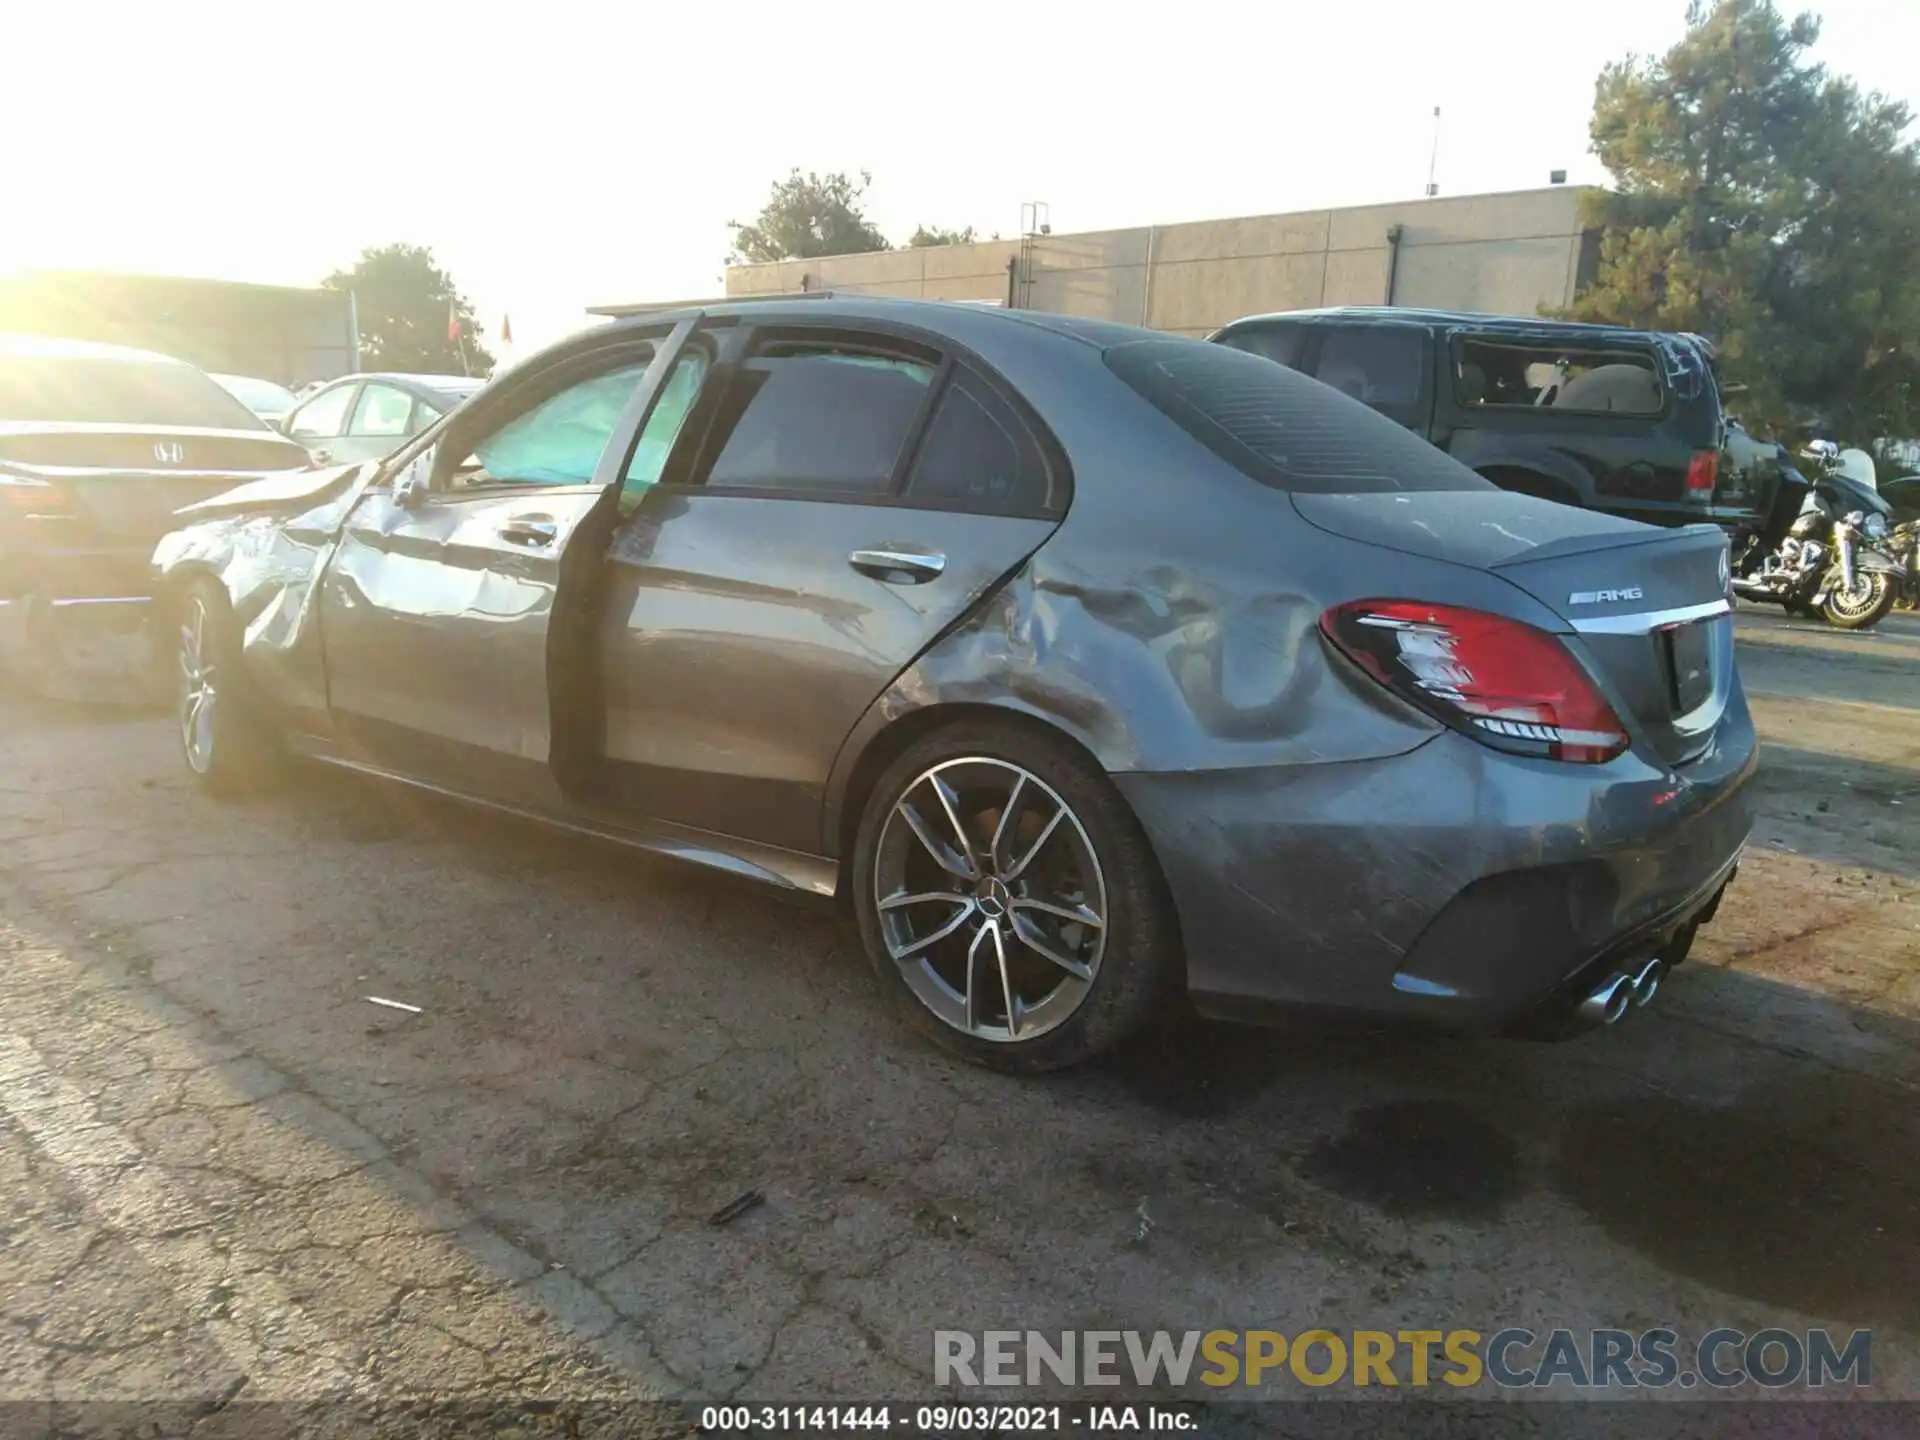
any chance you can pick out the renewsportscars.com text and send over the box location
[933,1327,1872,1391]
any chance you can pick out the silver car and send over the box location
[150,299,1756,1072]
[279,372,484,466]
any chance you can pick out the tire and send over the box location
[172,578,281,795]
[852,718,1181,1073]
[1820,570,1896,630]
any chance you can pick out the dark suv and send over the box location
[1210,307,1772,534]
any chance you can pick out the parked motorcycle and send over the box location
[1729,439,1907,629]
[1889,513,1920,612]
[1881,472,1920,611]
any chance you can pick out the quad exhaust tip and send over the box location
[1576,958,1665,1027]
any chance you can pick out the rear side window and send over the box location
[701,351,932,496]
[1106,340,1487,494]
[903,371,1059,516]
[0,357,267,430]
[1454,336,1664,415]
[1217,324,1306,370]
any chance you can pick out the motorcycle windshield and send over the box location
[1823,473,1892,517]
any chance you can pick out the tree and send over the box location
[1565,0,1920,439]
[322,244,493,376]
[906,224,977,248]
[728,170,892,264]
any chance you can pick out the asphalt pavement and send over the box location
[0,607,1915,1435]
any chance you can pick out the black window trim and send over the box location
[646,316,1070,520]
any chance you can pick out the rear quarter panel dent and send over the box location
[849,550,1441,779]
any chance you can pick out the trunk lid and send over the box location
[0,423,312,541]
[1294,489,1735,767]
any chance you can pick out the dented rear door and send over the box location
[593,343,1067,855]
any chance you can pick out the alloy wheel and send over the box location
[178,596,218,774]
[1826,571,1888,623]
[873,757,1107,1043]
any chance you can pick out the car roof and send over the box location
[582,294,1172,359]
[210,372,295,390]
[309,371,485,401]
[0,332,188,366]
[1218,306,1691,347]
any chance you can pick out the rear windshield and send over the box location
[214,374,297,413]
[1105,340,1486,494]
[0,358,268,430]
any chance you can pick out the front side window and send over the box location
[286,383,356,440]
[699,347,934,496]
[349,383,414,437]
[460,362,650,487]
[1216,324,1306,371]
[1312,325,1426,408]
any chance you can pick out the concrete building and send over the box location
[597,186,1601,335]
[0,271,359,385]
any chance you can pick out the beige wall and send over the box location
[715,186,1596,334]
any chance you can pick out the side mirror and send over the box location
[393,448,432,509]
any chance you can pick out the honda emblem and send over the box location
[152,441,185,465]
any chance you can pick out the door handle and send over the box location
[849,548,946,584]
[498,515,559,547]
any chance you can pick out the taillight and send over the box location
[0,473,72,518]
[1686,449,1719,493]
[1320,599,1629,764]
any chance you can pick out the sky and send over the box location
[5,0,1917,363]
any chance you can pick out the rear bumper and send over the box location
[1,537,155,605]
[1115,694,1759,1030]
[0,540,161,671]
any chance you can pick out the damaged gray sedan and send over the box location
[151,298,1756,1071]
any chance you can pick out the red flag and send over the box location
[501,313,513,345]
[447,300,461,344]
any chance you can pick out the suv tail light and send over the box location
[1320,600,1629,764]
[0,472,73,519]
[1686,449,1720,493]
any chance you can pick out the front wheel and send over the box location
[1821,569,1896,629]
[851,719,1181,1073]
[174,579,281,794]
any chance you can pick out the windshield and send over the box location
[1106,339,1487,494]
[429,379,485,406]
[0,357,269,430]
[212,374,298,415]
